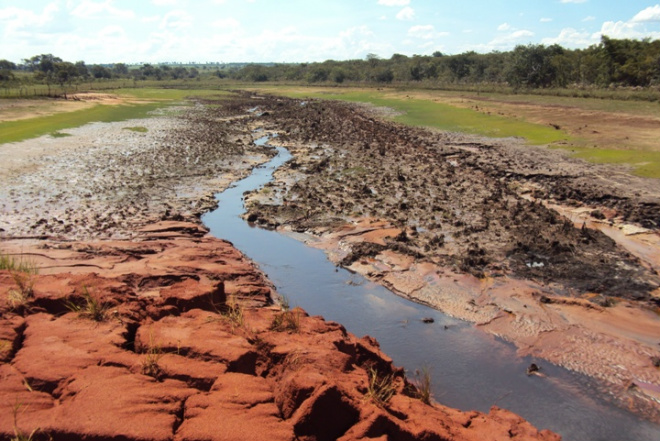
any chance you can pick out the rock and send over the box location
[0,224,559,441]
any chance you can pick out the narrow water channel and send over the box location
[201,136,660,441]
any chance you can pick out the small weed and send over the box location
[11,403,40,441]
[365,367,396,408]
[5,257,38,311]
[123,126,148,133]
[0,252,38,274]
[222,294,245,330]
[49,131,71,138]
[411,366,433,405]
[140,333,163,379]
[65,286,109,321]
[270,308,302,333]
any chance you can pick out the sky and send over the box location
[1,0,660,64]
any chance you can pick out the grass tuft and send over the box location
[11,403,40,441]
[221,294,245,331]
[140,333,163,379]
[410,365,433,405]
[4,255,38,311]
[365,367,396,408]
[270,297,302,333]
[65,286,109,321]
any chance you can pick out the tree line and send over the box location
[0,54,202,95]
[230,37,660,90]
[1,36,659,95]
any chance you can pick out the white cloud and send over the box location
[396,6,415,21]
[213,17,241,30]
[71,1,135,20]
[474,29,534,52]
[497,23,511,31]
[632,5,660,22]
[540,18,553,23]
[160,10,193,30]
[542,28,595,48]
[582,16,595,22]
[99,25,126,39]
[378,0,410,6]
[408,25,435,39]
[152,0,178,5]
[142,15,161,23]
[596,20,660,40]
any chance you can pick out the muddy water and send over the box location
[202,137,660,441]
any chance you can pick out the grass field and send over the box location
[251,87,570,145]
[0,88,231,145]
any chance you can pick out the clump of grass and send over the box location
[221,294,245,331]
[270,296,301,333]
[11,403,40,441]
[410,365,433,405]
[49,131,71,138]
[0,252,38,273]
[123,126,148,133]
[140,333,163,379]
[4,255,38,311]
[65,286,109,321]
[365,367,397,408]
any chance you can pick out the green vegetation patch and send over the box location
[116,88,232,101]
[265,88,568,145]
[568,147,660,179]
[0,102,166,145]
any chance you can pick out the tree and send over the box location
[90,65,112,79]
[0,59,16,81]
[53,61,79,96]
[23,54,62,74]
[506,44,564,88]
[113,63,129,76]
[75,61,89,78]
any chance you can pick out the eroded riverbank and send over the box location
[0,95,561,440]
[1,90,660,438]
[233,93,660,420]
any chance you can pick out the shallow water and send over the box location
[202,137,660,441]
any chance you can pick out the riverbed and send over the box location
[202,135,660,441]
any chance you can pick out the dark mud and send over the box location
[210,93,660,305]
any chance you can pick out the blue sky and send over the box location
[1,0,660,64]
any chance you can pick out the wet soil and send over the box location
[234,94,660,305]
[0,101,274,240]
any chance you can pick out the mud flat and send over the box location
[0,97,558,440]
[231,93,660,421]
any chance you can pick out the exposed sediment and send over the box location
[230,93,660,419]
[0,94,561,440]
[0,222,559,441]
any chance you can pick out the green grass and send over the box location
[0,87,233,145]
[568,147,660,178]
[262,88,569,145]
[115,87,232,100]
[0,101,167,145]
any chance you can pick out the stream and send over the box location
[201,136,660,441]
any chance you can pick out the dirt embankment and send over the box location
[0,224,559,441]
[0,95,559,440]
[229,94,660,419]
